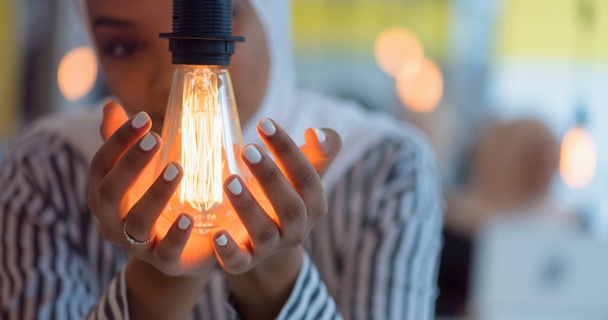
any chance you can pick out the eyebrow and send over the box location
[92,16,136,29]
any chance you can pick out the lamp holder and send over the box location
[160,0,245,66]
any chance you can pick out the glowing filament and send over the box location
[180,68,223,211]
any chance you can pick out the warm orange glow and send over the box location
[180,67,224,212]
[560,127,596,189]
[57,47,97,101]
[374,27,424,78]
[396,59,443,113]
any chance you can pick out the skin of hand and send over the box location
[89,101,342,319]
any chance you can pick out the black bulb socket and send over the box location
[160,0,245,66]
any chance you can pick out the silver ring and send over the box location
[123,221,155,245]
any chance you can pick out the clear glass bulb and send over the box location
[157,65,249,235]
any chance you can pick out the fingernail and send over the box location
[314,128,326,143]
[178,215,191,230]
[258,118,276,136]
[227,178,243,195]
[243,145,262,164]
[216,234,228,246]
[140,133,157,151]
[103,101,114,111]
[164,163,179,181]
[132,112,150,129]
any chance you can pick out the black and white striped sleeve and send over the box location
[275,252,341,320]
[0,132,129,319]
[309,136,444,320]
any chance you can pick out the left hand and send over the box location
[212,118,341,274]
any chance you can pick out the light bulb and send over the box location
[157,0,247,235]
[157,65,248,234]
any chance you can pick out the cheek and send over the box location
[100,60,151,115]
[230,30,270,92]
[229,39,270,123]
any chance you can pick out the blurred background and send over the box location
[1,0,607,319]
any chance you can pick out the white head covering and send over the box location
[243,0,296,135]
[245,0,430,189]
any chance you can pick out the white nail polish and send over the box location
[216,234,228,246]
[314,129,326,143]
[140,133,156,151]
[164,163,179,181]
[132,112,150,129]
[178,215,191,230]
[259,118,276,136]
[243,145,262,164]
[227,178,243,195]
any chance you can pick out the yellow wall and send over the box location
[0,0,19,138]
[497,0,608,59]
[292,0,448,59]
[293,0,608,60]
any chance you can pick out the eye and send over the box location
[103,41,138,58]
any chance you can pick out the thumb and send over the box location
[300,128,342,177]
[101,101,129,141]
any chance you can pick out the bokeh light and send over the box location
[396,59,444,113]
[374,27,424,78]
[57,46,97,101]
[560,126,596,189]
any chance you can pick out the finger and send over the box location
[97,132,161,222]
[224,176,280,253]
[300,128,342,177]
[89,110,152,188]
[125,162,182,245]
[242,144,307,237]
[153,214,194,275]
[101,101,129,141]
[256,118,326,221]
[213,231,253,275]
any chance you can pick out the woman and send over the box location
[0,0,443,319]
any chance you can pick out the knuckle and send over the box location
[234,196,257,213]
[164,231,184,248]
[289,232,308,247]
[125,215,146,236]
[258,167,279,184]
[225,258,250,275]
[220,245,238,260]
[254,226,279,248]
[97,182,115,205]
[281,198,306,225]
[294,166,320,192]
[274,135,292,154]
[149,181,169,199]
[121,152,140,170]
[310,194,328,221]
[113,128,131,147]
[90,153,107,176]
[154,248,177,265]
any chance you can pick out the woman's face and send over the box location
[87,0,270,133]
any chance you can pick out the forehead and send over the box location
[86,0,172,24]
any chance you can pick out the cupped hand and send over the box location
[89,101,341,279]
[88,101,216,277]
[211,118,342,275]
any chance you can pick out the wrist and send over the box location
[225,247,304,319]
[125,258,214,320]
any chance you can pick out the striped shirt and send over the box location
[0,111,443,319]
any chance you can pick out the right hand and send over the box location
[88,101,216,277]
